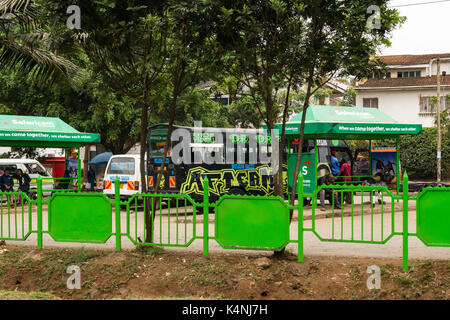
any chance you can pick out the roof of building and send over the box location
[357,75,450,89]
[378,53,450,66]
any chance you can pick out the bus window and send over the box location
[107,157,136,175]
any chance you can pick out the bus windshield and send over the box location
[149,129,168,157]
[107,157,136,175]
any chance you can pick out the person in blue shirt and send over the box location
[330,150,340,176]
[1,169,14,192]
[1,168,15,206]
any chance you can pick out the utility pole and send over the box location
[437,58,442,184]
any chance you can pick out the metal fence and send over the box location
[0,174,449,272]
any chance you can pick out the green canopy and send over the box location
[274,105,422,140]
[0,115,100,148]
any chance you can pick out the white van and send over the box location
[103,155,146,200]
[0,159,54,195]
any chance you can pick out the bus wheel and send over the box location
[229,188,246,196]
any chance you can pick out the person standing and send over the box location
[1,169,15,206]
[317,163,341,211]
[339,159,352,204]
[87,166,96,191]
[15,169,31,202]
[330,150,341,176]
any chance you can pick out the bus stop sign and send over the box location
[288,153,316,195]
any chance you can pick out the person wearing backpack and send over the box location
[15,169,31,203]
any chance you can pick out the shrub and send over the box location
[374,128,450,180]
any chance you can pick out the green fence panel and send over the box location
[0,192,34,241]
[417,188,450,247]
[215,196,289,250]
[123,193,199,248]
[48,193,113,243]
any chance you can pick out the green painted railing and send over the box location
[0,175,449,273]
[0,192,35,241]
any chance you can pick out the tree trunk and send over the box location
[154,82,180,194]
[140,103,152,243]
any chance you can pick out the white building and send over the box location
[356,53,450,127]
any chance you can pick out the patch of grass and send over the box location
[348,264,362,284]
[135,246,165,258]
[419,272,434,284]
[120,258,140,277]
[421,260,434,269]
[0,290,59,300]
[82,280,93,289]
[394,274,415,288]
[66,248,102,265]
[380,266,389,278]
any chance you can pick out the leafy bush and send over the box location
[374,128,450,180]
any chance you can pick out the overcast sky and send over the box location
[380,0,450,55]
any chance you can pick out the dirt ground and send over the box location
[0,244,448,300]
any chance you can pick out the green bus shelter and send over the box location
[0,114,101,189]
[273,105,423,196]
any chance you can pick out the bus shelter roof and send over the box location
[0,115,100,148]
[274,105,422,140]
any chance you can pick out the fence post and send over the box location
[298,174,304,263]
[203,176,209,257]
[114,177,121,252]
[402,171,409,272]
[37,176,43,249]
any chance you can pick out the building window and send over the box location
[363,98,379,109]
[369,71,391,79]
[397,71,422,78]
[420,96,448,113]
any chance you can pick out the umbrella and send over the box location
[88,152,113,166]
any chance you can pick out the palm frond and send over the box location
[0,37,80,86]
[0,1,81,87]
[0,0,31,14]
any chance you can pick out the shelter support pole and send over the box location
[314,140,318,185]
[37,177,43,249]
[64,149,68,171]
[396,138,400,201]
[287,138,291,204]
[77,147,81,192]
[203,177,209,257]
[369,140,372,175]
[402,172,409,272]
[297,174,304,262]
